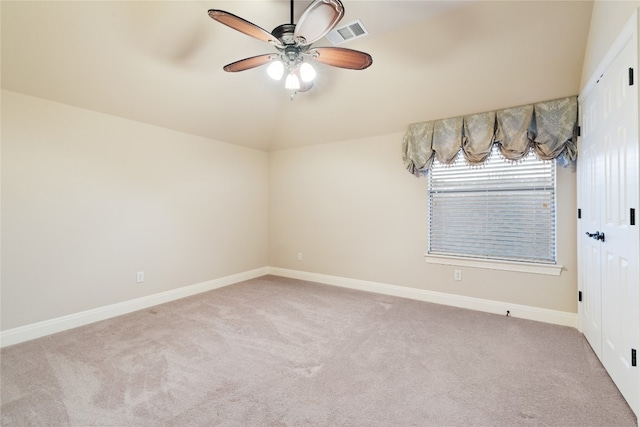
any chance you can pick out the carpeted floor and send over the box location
[1,275,637,426]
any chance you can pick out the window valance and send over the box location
[402,96,578,177]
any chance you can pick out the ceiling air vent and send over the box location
[326,20,369,45]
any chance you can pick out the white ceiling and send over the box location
[1,1,593,151]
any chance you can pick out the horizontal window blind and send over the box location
[428,146,556,264]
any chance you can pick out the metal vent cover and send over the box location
[326,20,368,45]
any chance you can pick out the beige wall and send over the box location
[267,0,640,317]
[269,133,578,313]
[581,1,640,87]
[1,90,269,330]
[4,0,633,331]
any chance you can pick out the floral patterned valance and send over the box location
[402,96,578,177]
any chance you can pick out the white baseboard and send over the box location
[0,267,269,348]
[268,267,578,328]
[1,266,578,348]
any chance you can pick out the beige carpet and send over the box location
[1,275,636,426]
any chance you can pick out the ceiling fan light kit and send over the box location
[285,72,300,90]
[267,60,285,80]
[208,0,372,96]
[300,63,317,82]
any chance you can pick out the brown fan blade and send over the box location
[208,10,280,46]
[223,54,273,72]
[293,0,344,46]
[310,47,372,70]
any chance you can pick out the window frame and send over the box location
[424,146,563,276]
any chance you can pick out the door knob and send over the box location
[585,231,605,242]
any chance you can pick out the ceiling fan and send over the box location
[208,0,372,93]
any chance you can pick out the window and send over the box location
[428,145,556,265]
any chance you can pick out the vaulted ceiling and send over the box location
[1,1,593,151]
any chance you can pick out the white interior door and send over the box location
[598,35,640,417]
[579,27,640,417]
[578,89,603,358]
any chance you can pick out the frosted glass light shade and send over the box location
[285,73,300,90]
[299,62,316,82]
[267,61,284,80]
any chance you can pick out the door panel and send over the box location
[578,79,603,357]
[598,36,639,416]
[579,27,639,417]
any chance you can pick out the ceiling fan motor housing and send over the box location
[271,24,297,46]
[272,23,311,68]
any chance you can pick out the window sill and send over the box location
[424,254,563,276]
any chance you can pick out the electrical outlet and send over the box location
[297,252,303,261]
[136,271,144,283]
[454,269,462,281]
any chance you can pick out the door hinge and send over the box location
[575,125,581,137]
[578,208,581,219]
[630,68,635,86]
[578,291,582,302]
[631,208,636,226]
[632,349,637,367]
